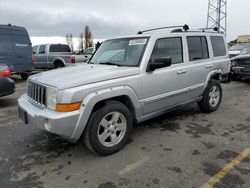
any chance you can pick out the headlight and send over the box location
[46,86,57,110]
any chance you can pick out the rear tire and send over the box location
[54,61,64,68]
[83,101,133,155]
[20,73,30,80]
[198,79,222,113]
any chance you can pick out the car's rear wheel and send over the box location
[54,61,64,68]
[20,72,30,80]
[83,101,133,155]
[198,79,222,113]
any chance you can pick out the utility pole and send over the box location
[207,0,227,35]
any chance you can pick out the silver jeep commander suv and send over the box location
[18,25,230,155]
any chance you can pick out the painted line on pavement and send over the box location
[201,147,250,188]
[118,156,149,175]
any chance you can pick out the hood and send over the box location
[231,54,250,61]
[29,64,141,89]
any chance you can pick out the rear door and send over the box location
[12,32,32,72]
[0,31,13,69]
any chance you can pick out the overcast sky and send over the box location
[1,0,249,42]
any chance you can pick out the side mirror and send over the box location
[147,57,172,72]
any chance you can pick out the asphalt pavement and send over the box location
[0,77,250,188]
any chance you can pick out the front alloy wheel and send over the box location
[83,101,133,155]
[98,112,127,147]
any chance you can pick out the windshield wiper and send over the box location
[99,62,121,66]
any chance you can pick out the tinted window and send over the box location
[187,36,209,61]
[210,36,226,57]
[151,37,183,64]
[0,34,12,53]
[49,44,71,52]
[38,45,46,54]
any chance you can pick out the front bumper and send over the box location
[232,66,250,78]
[18,94,80,140]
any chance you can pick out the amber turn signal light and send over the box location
[56,102,81,112]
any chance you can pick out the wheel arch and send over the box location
[70,86,142,140]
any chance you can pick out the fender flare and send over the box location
[70,86,142,140]
[204,69,223,88]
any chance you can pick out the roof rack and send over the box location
[196,27,224,33]
[137,24,189,34]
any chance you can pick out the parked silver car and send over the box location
[18,26,230,155]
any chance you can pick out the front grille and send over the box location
[27,82,46,107]
[238,59,250,66]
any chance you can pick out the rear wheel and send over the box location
[20,73,30,80]
[54,61,64,68]
[198,79,222,113]
[83,101,133,155]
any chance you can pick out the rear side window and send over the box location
[150,37,183,64]
[0,34,12,53]
[210,36,226,57]
[38,45,46,54]
[187,36,209,61]
[49,45,71,52]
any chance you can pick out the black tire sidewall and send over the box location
[85,101,133,155]
[54,62,64,68]
[201,80,222,112]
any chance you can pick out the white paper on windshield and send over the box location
[129,39,147,46]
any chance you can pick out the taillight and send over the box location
[32,54,35,64]
[71,55,76,64]
[0,70,11,77]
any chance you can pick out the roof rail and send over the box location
[137,24,189,34]
[196,27,223,33]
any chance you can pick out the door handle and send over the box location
[177,70,187,74]
[206,65,214,68]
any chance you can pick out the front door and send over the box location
[142,37,191,115]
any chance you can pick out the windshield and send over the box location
[240,46,250,55]
[229,43,250,51]
[91,37,148,67]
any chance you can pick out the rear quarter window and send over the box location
[210,36,226,57]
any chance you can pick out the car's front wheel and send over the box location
[83,101,133,155]
[198,79,222,113]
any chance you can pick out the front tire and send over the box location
[198,79,222,113]
[83,101,133,155]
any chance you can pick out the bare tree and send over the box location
[65,33,74,52]
[84,25,93,50]
[79,32,84,53]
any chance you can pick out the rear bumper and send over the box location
[18,94,80,141]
